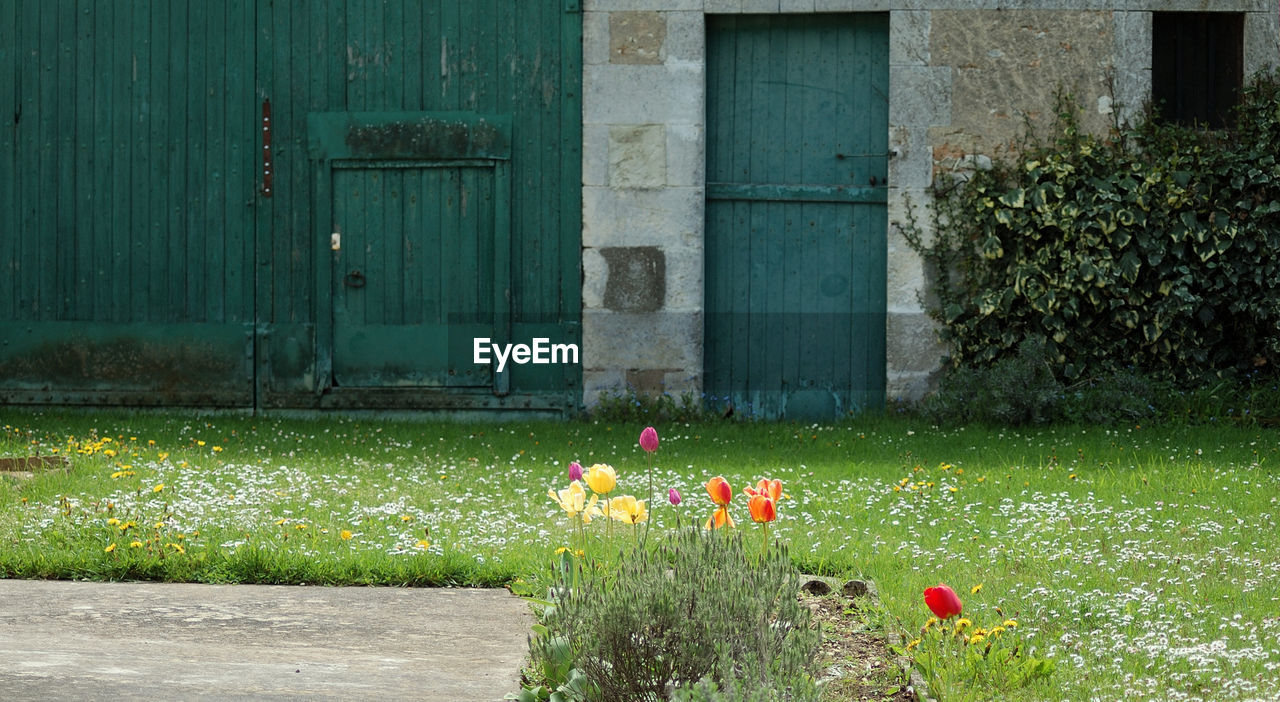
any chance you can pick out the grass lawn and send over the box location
[2,410,1277,700]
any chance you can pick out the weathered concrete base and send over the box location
[0,579,531,701]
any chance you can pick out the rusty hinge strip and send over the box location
[261,98,273,197]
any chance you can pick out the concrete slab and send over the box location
[0,579,533,701]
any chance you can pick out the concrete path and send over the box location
[0,579,533,701]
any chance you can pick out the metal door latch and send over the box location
[331,232,341,251]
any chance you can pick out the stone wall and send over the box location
[581,0,1280,407]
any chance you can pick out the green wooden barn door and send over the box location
[704,14,888,419]
[0,1,257,406]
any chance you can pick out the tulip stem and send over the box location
[761,522,769,562]
[641,455,654,551]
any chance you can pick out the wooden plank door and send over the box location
[704,14,889,419]
[330,163,500,388]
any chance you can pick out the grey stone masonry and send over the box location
[581,0,1280,408]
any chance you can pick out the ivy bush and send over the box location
[905,72,1280,385]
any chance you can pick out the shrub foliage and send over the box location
[905,72,1280,384]
[534,527,819,701]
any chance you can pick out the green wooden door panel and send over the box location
[0,1,581,409]
[330,163,501,388]
[705,14,888,420]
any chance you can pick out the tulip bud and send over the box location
[639,426,659,453]
[568,461,583,482]
[586,464,617,495]
[668,488,682,506]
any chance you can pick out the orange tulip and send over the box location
[748,494,776,523]
[706,476,732,505]
[743,478,782,502]
[704,476,734,530]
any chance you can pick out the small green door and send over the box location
[311,112,513,391]
[704,14,889,419]
[331,164,497,388]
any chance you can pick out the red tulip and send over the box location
[668,488,682,506]
[568,461,583,482]
[924,584,963,620]
[639,426,659,453]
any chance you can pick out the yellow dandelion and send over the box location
[923,617,938,631]
[158,452,169,461]
[147,440,156,446]
[212,446,223,453]
[989,626,1006,637]
[104,543,116,553]
[152,484,164,493]
[340,530,353,540]
[275,518,287,526]
[893,485,901,492]
[153,522,165,529]
[103,449,117,458]
[970,583,983,594]
[948,486,958,493]
[196,440,206,447]
[129,541,143,548]
[294,523,308,530]
[906,638,921,651]
[968,633,986,645]
[400,515,413,523]
[977,476,986,483]
[416,539,431,549]
[167,542,186,554]
[1003,619,1018,629]
[554,546,570,555]
[954,618,972,633]
[956,468,964,475]
[1069,473,1078,480]
[106,518,120,526]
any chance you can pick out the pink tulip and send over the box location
[924,584,963,620]
[668,488,682,506]
[568,461,583,482]
[639,426,659,453]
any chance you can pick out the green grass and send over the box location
[2,410,1277,700]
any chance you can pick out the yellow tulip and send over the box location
[608,495,648,525]
[586,464,617,495]
[548,480,601,523]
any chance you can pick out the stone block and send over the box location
[585,0,705,11]
[582,123,610,187]
[583,11,611,66]
[741,0,780,13]
[664,12,705,65]
[779,0,815,12]
[582,247,608,310]
[582,309,702,370]
[662,243,703,311]
[609,124,667,189]
[814,0,856,11]
[890,10,930,66]
[610,11,666,65]
[704,0,742,12]
[886,311,945,376]
[584,63,704,125]
[582,186,704,248]
[582,368,626,407]
[600,246,666,312]
[665,123,704,187]
[930,10,1115,147]
[888,65,952,128]
[887,125,932,190]
[886,369,939,403]
[1244,11,1280,77]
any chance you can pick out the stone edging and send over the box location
[800,576,936,702]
